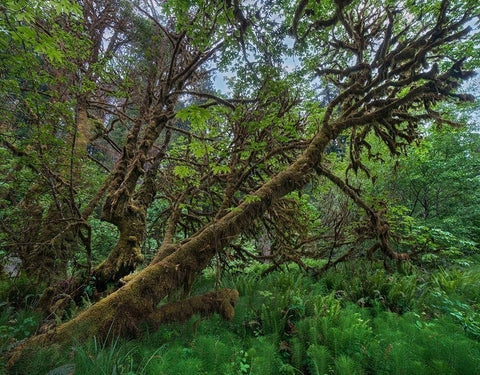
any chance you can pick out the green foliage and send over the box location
[374,127,480,249]
[334,355,362,375]
[0,0,100,280]
[306,344,331,375]
[0,273,42,307]
[89,219,119,263]
[0,302,42,358]
[248,336,282,375]
[8,260,480,374]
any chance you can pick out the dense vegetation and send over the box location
[1,0,479,373]
[4,258,480,374]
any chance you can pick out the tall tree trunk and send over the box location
[91,116,171,286]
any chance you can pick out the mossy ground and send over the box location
[2,258,480,374]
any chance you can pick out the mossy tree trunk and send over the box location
[92,209,146,290]
[11,125,336,360]
[91,118,173,288]
[88,39,221,287]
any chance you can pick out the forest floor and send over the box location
[2,257,480,374]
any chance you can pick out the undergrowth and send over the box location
[3,259,480,374]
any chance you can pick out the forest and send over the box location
[1,0,479,373]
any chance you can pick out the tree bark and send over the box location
[8,125,336,363]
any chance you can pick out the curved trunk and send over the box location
[92,119,171,286]
[92,225,144,290]
[92,203,147,289]
[9,127,335,363]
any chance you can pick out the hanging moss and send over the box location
[148,288,239,327]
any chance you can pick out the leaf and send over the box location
[244,195,261,203]
[173,165,195,179]
[176,106,212,131]
[211,164,230,174]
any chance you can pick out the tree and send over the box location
[370,126,480,262]
[0,0,93,280]
[2,0,479,362]
[390,128,479,240]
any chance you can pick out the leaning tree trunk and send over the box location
[9,125,336,363]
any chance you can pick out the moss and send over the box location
[37,287,55,314]
[93,237,144,290]
[147,288,239,327]
[10,123,336,365]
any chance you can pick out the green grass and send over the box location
[3,259,480,374]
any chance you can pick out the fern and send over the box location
[307,344,331,375]
[334,355,362,375]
